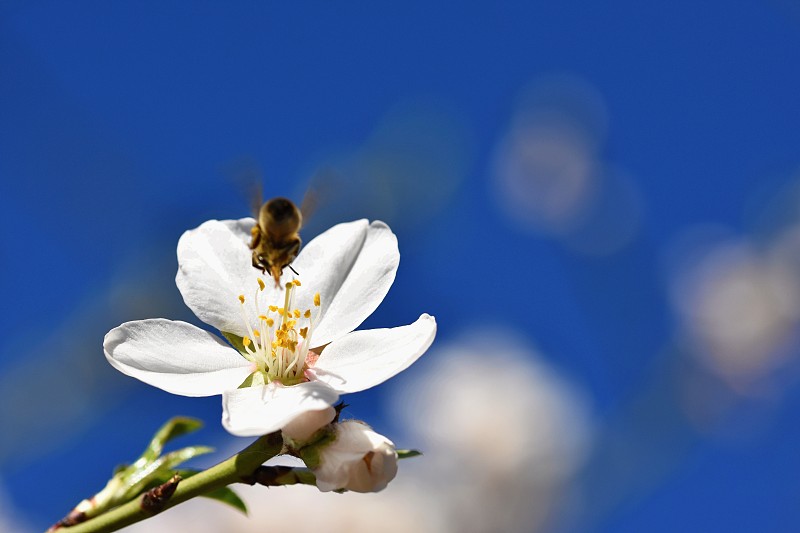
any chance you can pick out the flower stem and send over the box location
[60,433,283,533]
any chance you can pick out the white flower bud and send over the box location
[312,421,398,493]
[281,405,336,444]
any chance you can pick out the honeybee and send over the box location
[249,197,303,285]
[230,158,331,285]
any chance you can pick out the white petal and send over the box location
[104,319,253,397]
[291,219,399,347]
[221,381,340,437]
[311,314,436,393]
[176,218,286,337]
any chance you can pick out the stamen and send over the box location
[281,282,293,327]
[233,276,315,386]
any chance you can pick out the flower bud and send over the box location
[281,405,336,444]
[311,421,398,493]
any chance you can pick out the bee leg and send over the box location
[252,254,267,274]
[249,226,261,249]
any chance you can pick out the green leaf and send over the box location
[222,331,248,354]
[397,449,422,460]
[140,417,204,464]
[201,487,248,515]
[151,446,215,473]
[126,446,215,494]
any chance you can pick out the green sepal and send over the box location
[298,445,321,469]
[238,370,267,389]
[397,449,422,460]
[298,431,337,469]
[222,331,248,354]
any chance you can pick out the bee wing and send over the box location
[299,167,341,225]
[248,179,264,219]
[224,157,264,217]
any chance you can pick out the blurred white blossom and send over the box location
[491,75,642,255]
[395,331,592,533]
[670,232,800,390]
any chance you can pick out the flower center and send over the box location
[236,278,321,386]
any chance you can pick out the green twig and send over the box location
[59,433,283,533]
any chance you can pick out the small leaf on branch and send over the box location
[140,417,204,464]
[201,487,248,515]
[168,469,248,514]
[397,449,422,459]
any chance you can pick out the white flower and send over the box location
[311,421,398,493]
[104,219,436,436]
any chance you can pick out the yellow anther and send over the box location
[314,293,321,307]
[278,307,285,316]
[292,279,302,286]
[259,315,268,321]
[286,320,297,329]
[266,317,274,327]
[293,309,301,318]
[238,294,245,304]
[257,278,265,291]
[243,336,251,347]
[269,305,278,312]
[299,327,308,338]
[304,309,311,318]
[253,330,260,337]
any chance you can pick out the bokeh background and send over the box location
[2,2,800,532]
